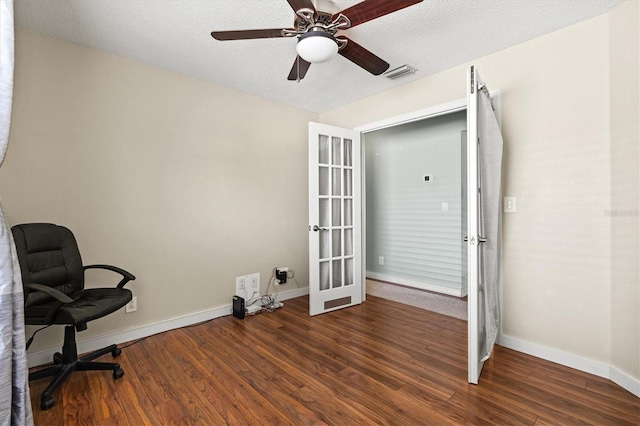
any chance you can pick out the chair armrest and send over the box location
[25,283,74,303]
[84,264,136,288]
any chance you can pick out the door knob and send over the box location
[311,225,328,232]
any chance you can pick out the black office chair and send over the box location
[11,223,135,410]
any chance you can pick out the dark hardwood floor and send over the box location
[29,295,639,425]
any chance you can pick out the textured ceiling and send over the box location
[15,0,621,113]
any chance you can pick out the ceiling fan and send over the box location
[211,0,423,81]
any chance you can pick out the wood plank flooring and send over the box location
[29,295,639,425]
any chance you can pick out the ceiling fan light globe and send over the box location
[296,32,339,63]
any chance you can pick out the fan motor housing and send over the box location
[295,10,335,33]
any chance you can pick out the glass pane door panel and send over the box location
[332,168,341,196]
[332,199,342,226]
[344,199,352,226]
[319,230,330,259]
[332,137,341,165]
[319,198,330,227]
[345,258,354,286]
[308,122,361,316]
[320,261,330,291]
[319,135,330,164]
[344,169,352,196]
[332,229,341,257]
[332,259,342,288]
[344,139,352,166]
[319,167,329,196]
[344,228,353,256]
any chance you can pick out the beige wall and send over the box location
[322,7,638,378]
[3,4,638,383]
[609,0,640,380]
[0,29,317,352]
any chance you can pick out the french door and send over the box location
[467,65,502,384]
[467,65,484,384]
[306,66,501,386]
[308,123,362,316]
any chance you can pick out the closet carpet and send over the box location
[366,279,468,320]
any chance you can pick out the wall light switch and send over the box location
[504,196,516,213]
[442,202,449,212]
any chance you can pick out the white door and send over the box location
[467,65,486,384]
[308,122,362,316]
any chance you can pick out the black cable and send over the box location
[118,335,152,349]
[25,324,52,350]
[119,313,227,349]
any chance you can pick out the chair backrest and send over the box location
[12,223,84,307]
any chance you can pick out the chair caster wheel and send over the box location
[112,348,122,357]
[41,396,55,410]
[113,367,124,380]
[53,352,63,364]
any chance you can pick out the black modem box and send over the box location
[232,295,245,319]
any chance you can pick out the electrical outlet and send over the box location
[504,196,517,213]
[379,256,384,265]
[248,273,260,298]
[236,276,246,297]
[125,296,137,313]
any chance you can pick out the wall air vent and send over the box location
[384,64,417,79]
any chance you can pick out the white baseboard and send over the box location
[366,271,464,297]
[610,366,640,397]
[27,287,309,368]
[498,333,640,398]
[27,287,639,399]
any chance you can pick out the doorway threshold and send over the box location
[366,279,467,321]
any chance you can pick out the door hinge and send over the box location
[470,66,475,94]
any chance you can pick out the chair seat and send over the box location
[57,288,133,325]
[25,288,133,327]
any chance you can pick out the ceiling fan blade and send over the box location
[287,56,312,81]
[286,0,316,12]
[211,29,292,41]
[335,0,423,28]
[338,37,389,75]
